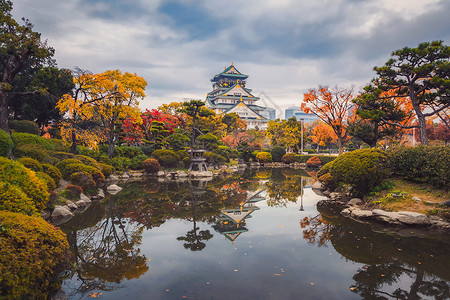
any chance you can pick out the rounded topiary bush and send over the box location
[318,149,390,196]
[64,185,83,199]
[0,181,38,215]
[74,154,101,170]
[129,154,148,170]
[151,149,180,161]
[0,211,69,298]
[0,129,13,157]
[306,156,322,169]
[142,158,161,174]
[9,120,40,135]
[63,163,105,185]
[256,151,272,163]
[41,163,62,182]
[158,155,179,168]
[99,162,114,177]
[111,156,131,171]
[204,151,227,166]
[281,153,295,164]
[13,144,49,162]
[18,157,43,172]
[271,146,286,162]
[69,172,96,190]
[36,172,56,191]
[0,157,49,211]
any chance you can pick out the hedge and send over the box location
[142,158,161,174]
[158,155,179,168]
[74,154,101,170]
[204,152,227,165]
[11,132,54,150]
[13,144,49,162]
[0,157,49,211]
[318,149,390,196]
[9,120,40,135]
[62,163,105,185]
[388,145,450,189]
[129,154,148,170]
[0,181,38,215]
[99,163,114,177]
[111,156,131,171]
[271,146,286,162]
[69,172,96,190]
[0,129,13,157]
[18,157,43,172]
[151,149,180,160]
[256,151,272,163]
[281,153,295,164]
[36,172,56,191]
[294,154,336,165]
[0,211,69,298]
[41,163,62,182]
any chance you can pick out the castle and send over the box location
[206,63,270,129]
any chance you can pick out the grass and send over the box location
[367,178,450,218]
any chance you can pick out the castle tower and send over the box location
[206,63,269,129]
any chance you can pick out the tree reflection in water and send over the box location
[300,205,450,299]
[65,198,148,298]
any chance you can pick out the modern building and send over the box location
[284,106,318,124]
[206,63,271,129]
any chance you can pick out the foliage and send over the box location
[36,171,56,190]
[388,145,450,189]
[0,181,37,215]
[111,157,131,171]
[42,163,62,182]
[0,129,12,156]
[0,0,55,133]
[13,144,49,161]
[363,41,450,145]
[99,162,114,177]
[69,172,96,191]
[179,100,214,148]
[11,132,54,150]
[271,146,286,162]
[256,151,272,163]
[318,149,390,196]
[212,147,230,162]
[56,158,83,173]
[64,185,83,199]
[129,154,148,170]
[9,120,40,135]
[198,133,219,150]
[266,118,304,152]
[166,132,190,151]
[142,158,161,174]
[204,151,227,165]
[237,141,256,162]
[302,86,354,154]
[306,156,322,169]
[113,145,144,158]
[57,159,104,185]
[222,112,246,134]
[18,157,42,172]
[281,153,296,164]
[158,155,179,168]
[0,211,68,298]
[294,155,336,165]
[151,149,179,160]
[310,122,336,151]
[0,157,49,211]
[74,154,101,170]
[51,151,74,161]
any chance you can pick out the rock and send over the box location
[80,193,92,204]
[75,199,87,207]
[341,208,352,216]
[121,173,130,180]
[157,171,165,177]
[372,209,402,225]
[396,211,430,226]
[66,200,78,210]
[347,198,362,206]
[177,171,188,177]
[190,171,214,178]
[106,184,123,194]
[50,288,67,300]
[312,181,325,190]
[351,209,373,219]
[329,192,342,201]
[412,197,421,202]
[91,188,105,201]
[108,174,119,183]
[41,210,51,219]
[130,171,144,177]
[52,205,73,219]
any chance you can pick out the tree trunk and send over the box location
[410,87,429,145]
[337,136,343,155]
[0,91,10,133]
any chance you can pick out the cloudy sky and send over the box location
[12,0,450,117]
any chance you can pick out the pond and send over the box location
[59,168,450,299]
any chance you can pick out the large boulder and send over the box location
[66,200,78,211]
[106,184,123,194]
[80,193,92,205]
[52,205,73,219]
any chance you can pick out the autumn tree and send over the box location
[178,100,214,150]
[310,122,336,152]
[57,69,147,156]
[301,86,354,154]
[363,41,449,145]
[0,0,54,133]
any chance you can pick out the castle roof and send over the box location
[211,63,248,82]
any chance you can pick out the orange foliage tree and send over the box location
[309,122,336,152]
[301,86,354,154]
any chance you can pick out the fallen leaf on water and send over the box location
[182,296,187,299]
[350,287,356,291]
[280,225,284,228]
[268,233,272,236]
[148,259,152,261]
[234,269,238,272]
[166,289,170,292]
[430,255,434,257]
[310,282,314,286]
[274,274,281,276]
[381,274,385,277]
[206,282,210,285]
[398,248,402,251]
[417,262,422,265]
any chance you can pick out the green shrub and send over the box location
[11,132,54,150]
[45,138,67,152]
[99,163,114,177]
[76,145,101,159]
[158,155,179,168]
[256,151,272,163]
[111,156,131,171]
[142,158,161,174]
[69,172,96,190]
[129,154,148,170]
[306,156,322,169]
[0,157,49,211]
[0,211,69,298]
[318,149,390,196]
[389,145,450,189]
[213,146,230,162]
[41,163,62,182]
[0,129,13,157]
[62,163,105,185]
[74,154,101,170]
[0,181,38,215]
[182,156,190,168]
[295,154,336,164]
[204,152,227,165]
[139,145,154,156]
[64,185,83,199]
[176,149,189,160]
[9,120,40,135]
[151,149,180,160]
[36,171,56,190]
[271,146,286,162]
[113,146,144,158]
[18,157,43,172]
[281,153,295,164]
[51,151,74,161]
[13,144,49,162]
[56,158,83,174]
